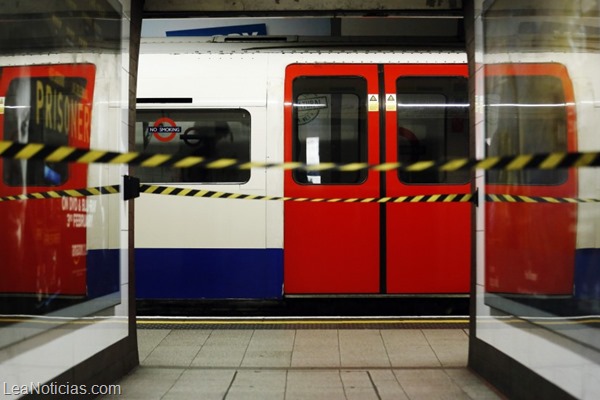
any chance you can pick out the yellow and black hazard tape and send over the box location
[485,194,600,203]
[0,184,120,203]
[140,185,600,204]
[2,182,600,204]
[140,184,475,203]
[2,139,600,172]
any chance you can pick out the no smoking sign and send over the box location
[148,117,182,142]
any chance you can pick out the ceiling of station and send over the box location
[141,0,467,45]
[141,0,465,18]
[0,0,122,54]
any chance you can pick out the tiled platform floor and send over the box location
[101,326,505,399]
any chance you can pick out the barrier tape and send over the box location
[139,185,600,204]
[485,194,600,204]
[0,185,120,203]
[1,182,599,204]
[139,185,474,203]
[2,139,600,172]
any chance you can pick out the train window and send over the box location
[134,109,251,183]
[485,75,568,185]
[396,77,469,184]
[291,76,368,185]
[2,76,88,187]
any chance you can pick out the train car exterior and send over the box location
[134,38,471,302]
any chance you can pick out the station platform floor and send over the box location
[101,317,505,400]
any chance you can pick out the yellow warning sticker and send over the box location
[386,94,396,111]
[368,94,378,112]
[0,97,4,115]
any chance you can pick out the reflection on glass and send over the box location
[485,65,577,303]
[482,0,600,350]
[0,65,105,315]
[486,73,568,185]
[0,1,123,347]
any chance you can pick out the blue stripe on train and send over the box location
[135,248,284,299]
[574,248,600,300]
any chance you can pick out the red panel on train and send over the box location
[284,63,471,295]
[284,64,381,294]
[384,64,471,294]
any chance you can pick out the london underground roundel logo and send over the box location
[148,117,181,142]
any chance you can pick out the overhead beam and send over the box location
[142,0,464,18]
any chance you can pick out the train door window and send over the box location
[2,76,89,187]
[396,76,469,184]
[485,74,568,185]
[134,109,251,183]
[291,76,368,184]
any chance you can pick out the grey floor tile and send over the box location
[241,330,295,367]
[285,370,347,400]
[225,370,287,400]
[162,369,236,400]
[136,329,171,363]
[339,329,390,368]
[191,344,248,368]
[142,344,202,367]
[101,367,184,399]
[340,370,380,400]
[394,369,471,400]
[423,329,469,367]
[367,370,410,400]
[445,368,506,399]
[205,329,255,344]
[291,329,340,368]
[161,329,212,346]
[381,330,441,368]
[191,329,253,367]
[423,329,469,342]
[140,330,212,367]
[241,349,293,367]
[292,329,338,348]
[246,329,295,350]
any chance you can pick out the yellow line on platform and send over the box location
[135,318,470,326]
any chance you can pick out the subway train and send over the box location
[0,55,123,315]
[133,36,599,315]
[133,36,472,314]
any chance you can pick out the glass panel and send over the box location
[0,0,123,348]
[485,74,568,185]
[292,77,367,185]
[480,0,600,355]
[134,109,251,183]
[396,76,469,184]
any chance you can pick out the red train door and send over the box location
[283,64,381,293]
[484,63,577,295]
[283,63,470,295]
[383,65,471,293]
